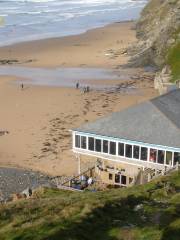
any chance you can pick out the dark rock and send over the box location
[0,167,54,202]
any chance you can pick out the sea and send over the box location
[0,0,147,46]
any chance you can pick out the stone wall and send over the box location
[133,0,180,68]
[154,66,178,95]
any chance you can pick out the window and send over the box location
[149,149,157,162]
[157,150,165,164]
[110,142,116,155]
[75,134,80,148]
[118,143,124,156]
[174,152,180,165]
[115,174,120,183]
[121,175,126,185]
[125,144,132,158]
[140,147,148,161]
[133,145,140,159]
[166,151,172,165]
[109,173,113,180]
[95,139,102,152]
[103,140,108,153]
[81,136,86,149]
[88,137,94,151]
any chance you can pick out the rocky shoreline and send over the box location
[0,167,55,202]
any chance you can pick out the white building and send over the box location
[72,90,180,186]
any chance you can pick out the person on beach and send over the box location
[86,86,90,92]
[82,86,90,93]
[76,82,79,89]
[83,87,86,93]
[21,83,24,90]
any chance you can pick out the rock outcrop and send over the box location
[129,0,180,69]
[154,65,178,94]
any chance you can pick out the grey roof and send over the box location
[74,89,180,149]
[151,89,180,129]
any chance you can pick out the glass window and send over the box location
[95,139,102,152]
[115,174,120,183]
[141,147,148,161]
[103,140,108,153]
[88,137,94,151]
[125,144,132,158]
[174,152,180,165]
[133,145,140,159]
[121,175,126,185]
[81,136,86,149]
[166,151,172,165]
[109,173,113,180]
[75,134,80,148]
[118,143,124,156]
[149,149,157,162]
[110,142,116,155]
[157,150,165,164]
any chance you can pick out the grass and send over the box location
[0,171,179,240]
[0,16,4,26]
[167,42,180,83]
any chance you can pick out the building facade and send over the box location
[72,90,180,186]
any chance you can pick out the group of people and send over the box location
[80,174,93,185]
[76,82,90,93]
[71,174,94,190]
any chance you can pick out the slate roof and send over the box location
[74,89,180,149]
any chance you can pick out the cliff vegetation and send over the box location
[0,171,179,240]
[130,0,180,82]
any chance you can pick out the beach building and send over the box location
[72,90,180,187]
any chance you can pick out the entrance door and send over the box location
[115,174,120,184]
[115,174,127,186]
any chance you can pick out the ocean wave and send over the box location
[0,0,147,17]
[0,0,148,46]
[0,0,147,4]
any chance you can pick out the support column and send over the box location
[77,154,81,175]
[140,167,144,184]
[147,173,151,182]
[172,152,174,167]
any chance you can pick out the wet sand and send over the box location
[0,76,157,176]
[0,22,158,176]
[0,22,135,68]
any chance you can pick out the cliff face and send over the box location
[130,0,180,79]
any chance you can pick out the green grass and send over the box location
[0,16,5,26]
[167,42,180,82]
[0,171,179,240]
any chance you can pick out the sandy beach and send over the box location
[0,22,158,176]
[0,22,135,68]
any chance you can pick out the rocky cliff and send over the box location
[130,0,180,82]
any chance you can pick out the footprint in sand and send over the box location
[44,142,51,147]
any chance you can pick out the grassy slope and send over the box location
[136,0,180,81]
[167,42,180,82]
[0,171,179,240]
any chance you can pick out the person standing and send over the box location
[76,82,79,89]
[87,86,90,92]
[87,177,93,185]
